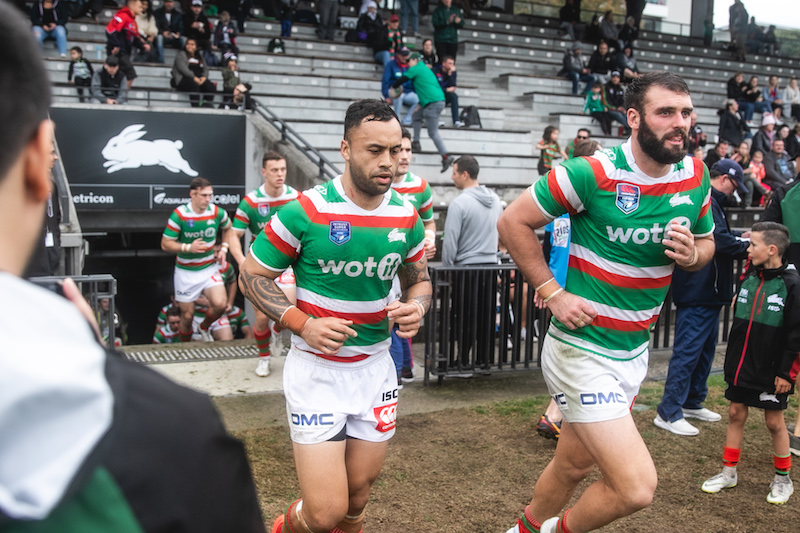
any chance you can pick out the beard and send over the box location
[637,114,688,165]
[349,154,394,197]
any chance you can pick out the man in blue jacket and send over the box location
[654,160,751,436]
[381,47,417,126]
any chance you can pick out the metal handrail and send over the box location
[251,97,340,182]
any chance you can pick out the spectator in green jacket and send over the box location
[432,0,464,61]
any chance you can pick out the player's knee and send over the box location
[180,311,193,324]
[560,461,594,485]
[621,473,657,513]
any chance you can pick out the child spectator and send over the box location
[221,56,252,109]
[701,221,799,505]
[213,10,239,58]
[536,125,567,175]
[30,0,68,57]
[583,81,612,136]
[747,149,770,204]
[67,46,93,103]
[106,0,151,89]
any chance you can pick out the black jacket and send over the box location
[727,77,745,99]
[718,110,749,146]
[588,50,613,75]
[672,186,749,308]
[30,0,68,27]
[154,6,183,34]
[724,262,800,391]
[603,81,624,108]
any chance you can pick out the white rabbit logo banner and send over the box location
[102,124,199,176]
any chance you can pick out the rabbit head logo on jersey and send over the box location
[102,124,199,176]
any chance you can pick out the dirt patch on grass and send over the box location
[239,377,799,532]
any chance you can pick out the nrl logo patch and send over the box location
[329,221,351,245]
[615,183,640,214]
[186,219,195,228]
[257,203,269,217]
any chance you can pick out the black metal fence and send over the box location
[423,259,746,385]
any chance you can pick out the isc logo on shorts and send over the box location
[291,413,335,426]
[374,403,397,432]
[580,391,626,406]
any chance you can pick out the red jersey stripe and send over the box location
[297,300,387,325]
[303,349,371,363]
[589,156,704,195]
[592,313,659,332]
[405,249,425,264]
[264,224,298,259]
[569,256,673,290]
[300,194,418,228]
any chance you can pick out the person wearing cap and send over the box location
[183,0,212,52]
[391,51,455,172]
[381,46,416,125]
[764,138,796,191]
[654,159,751,436]
[90,55,128,104]
[154,0,183,63]
[432,0,464,61]
[602,69,629,133]
[752,113,776,157]
[369,10,403,67]
[558,41,595,96]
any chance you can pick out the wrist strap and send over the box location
[280,305,311,335]
[535,277,555,292]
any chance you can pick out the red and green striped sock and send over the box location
[253,327,271,358]
[178,327,192,343]
[517,505,541,533]
[556,509,574,533]
[774,453,791,476]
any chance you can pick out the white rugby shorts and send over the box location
[541,333,649,423]
[283,347,399,445]
[191,313,231,335]
[173,264,223,303]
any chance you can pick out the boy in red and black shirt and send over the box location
[701,221,800,505]
[106,0,150,87]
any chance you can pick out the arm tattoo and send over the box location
[398,260,432,312]
[239,269,292,322]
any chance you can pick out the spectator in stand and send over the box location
[221,56,252,110]
[559,41,594,96]
[392,52,456,172]
[728,0,748,61]
[91,55,128,104]
[785,123,800,160]
[727,71,745,100]
[704,139,729,168]
[155,0,183,64]
[718,99,751,147]
[763,24,779,55]
[703,17,714,47]
[369,11,403,67]
[625,0,645,28]
[784,77,800,121]
[315,0,337,41]
[730,140,751,168]
[432,0,464,61]
[67,46,93,103]
[602,70,629,133]
[732,142,769,207]
[687,112,707,155]
[421,38,438,68]
[598,10,619,51]
[583,81,612,136]
[588,40,613,84]
[30,0,68,57]
[382,47,417,126]
[745,16,763,55]
[618,15,638,50]
[400,0,419,38]
[172,38,216,107]
[434,55,463,127]
[135,0,159,62]
[585,13,600,45]
[776,124,790,146]
[614,44,641,82]
[764,138,796,191]
[558,0,585,42]
[752,113,776,157]
[184,0,212,53]
[106,0,151,89]
[565,128,590,159]
[214,10,239,58]
[357,2,383,47]
[217,0,253,34]
[74,0,102,21]
[763,75,784,123]
[740,75,772,125]
[153,306,182,343]
[653,160,750,437]
[536,125,567,175]
[748,149,770,203]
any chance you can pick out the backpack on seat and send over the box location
[459,106,482,129]
[268,38,286,54]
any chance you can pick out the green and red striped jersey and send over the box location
[532,141,714,360]
[162,203,231,271]
[232,184,300,241]
[227,305,250,336]
[250,176,425,361]
[391,172,433,222]
[153,325,181,344]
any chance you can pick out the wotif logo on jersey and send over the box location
[606,216,690,245]
[318,253,403,281]
[615,183,640,214]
